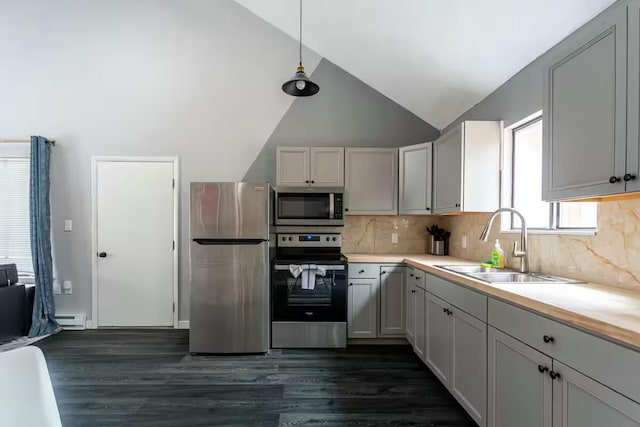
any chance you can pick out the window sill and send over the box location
[500,229,597,236]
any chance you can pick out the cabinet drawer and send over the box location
[489,298,640,402]
[348,263,379,279]
[425,273,487,321]
[407,266,426,290]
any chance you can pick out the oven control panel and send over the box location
[277,233,342,248]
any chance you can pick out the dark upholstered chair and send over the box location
[0,264,35,340]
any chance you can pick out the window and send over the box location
[503,115,597,232]
[0,156,33,274]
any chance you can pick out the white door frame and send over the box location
[90,156,180,329]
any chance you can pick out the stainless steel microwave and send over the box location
[274,188,344,226]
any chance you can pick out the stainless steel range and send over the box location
[271,233,347,348]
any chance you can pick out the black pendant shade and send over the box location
[282,64,320,97]
[282,0,319,97]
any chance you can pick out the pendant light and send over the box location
[282,0,319,97]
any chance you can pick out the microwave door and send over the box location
[277,193,331,220]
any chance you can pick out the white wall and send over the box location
[0,0,321,320]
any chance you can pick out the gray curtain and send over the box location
[28,136,60,337]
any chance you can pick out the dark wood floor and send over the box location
[36,330,475,427]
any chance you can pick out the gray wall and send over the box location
[0,0,324,322]
[441,0,625,132]
[244,58,441,183]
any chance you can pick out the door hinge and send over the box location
[172,179,175,188]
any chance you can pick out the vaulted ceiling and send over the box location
[236,0,617,129]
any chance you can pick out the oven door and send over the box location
[271,263,347,322]
[275,192,343,226]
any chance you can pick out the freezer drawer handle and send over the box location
[193,238,266,245]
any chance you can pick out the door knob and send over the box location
[609,176,621,184]
[624,173,636,182]
[538,365,549,374]
[543,335,554,344]
[97,252,107,258]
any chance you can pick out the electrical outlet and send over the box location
[63,280,72,294]
[391,232,398,244]
[461,234,467,249]
[64,220,73,232]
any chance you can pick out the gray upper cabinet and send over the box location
[276,147,344,188]
[399,142,433,215]
[345,148,398,215]
[276,147,310,187]
[542,5,628,201]
[433,121,501,214]
[379,267,405,337]
[488,327,553,427]
[309,147,344,187]
[627,1,640,193]
[552,361,640,427]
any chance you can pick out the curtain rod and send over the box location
[0,138,56,146]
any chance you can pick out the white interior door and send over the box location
[94,159,175,327]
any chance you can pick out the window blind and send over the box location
[0,158,33,274]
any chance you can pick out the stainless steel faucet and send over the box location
[479,208,529,273]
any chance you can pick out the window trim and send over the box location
[501,112,597,235]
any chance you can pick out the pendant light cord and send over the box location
[299,0,302,66]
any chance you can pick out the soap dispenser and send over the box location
[492,239,505,268]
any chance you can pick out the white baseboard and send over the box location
[85,320,97,329]
[177,320,190,329]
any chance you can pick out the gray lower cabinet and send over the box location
[425,293,451,385]
[488,326,553,427]
[379,267,404,337]
[552,361,640,427]
[451,308,487,426]
[413,287,426,361]
[347,278,377,338]
[405,272,416,345]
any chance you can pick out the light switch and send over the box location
[461,234,467,249]
[64,220,72,232]
[53,280,61,295]
[63,280,72,294]
[391,233,398,244]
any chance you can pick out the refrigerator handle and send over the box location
[193,238,267,245]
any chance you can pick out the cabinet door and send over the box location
[425,293,451,384]
[345,148,398,215]
[405,273,416,345]
[379,268,404,337]
[347,278,377,338]
[552,361,640,427]
[433,127,462,214]
[399,143,433,214]
[542,5,627,201]
[488,327,552,427]
[276,147,310,187]
[627,2,640,193]
[451,308,487,427]
[413,287,426,361]
[310,147,344,187]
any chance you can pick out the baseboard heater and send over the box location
[54,313,86,330]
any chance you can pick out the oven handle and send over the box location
[274,264,345,271]
[329,193,335,219]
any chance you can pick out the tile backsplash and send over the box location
[440,198,640,291]
[342,215,443,254]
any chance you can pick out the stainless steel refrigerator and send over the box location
[189,182,270,353]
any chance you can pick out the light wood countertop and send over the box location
[345,253,640,351]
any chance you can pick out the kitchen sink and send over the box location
[436,265,583,284]
[435,265,503,274]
